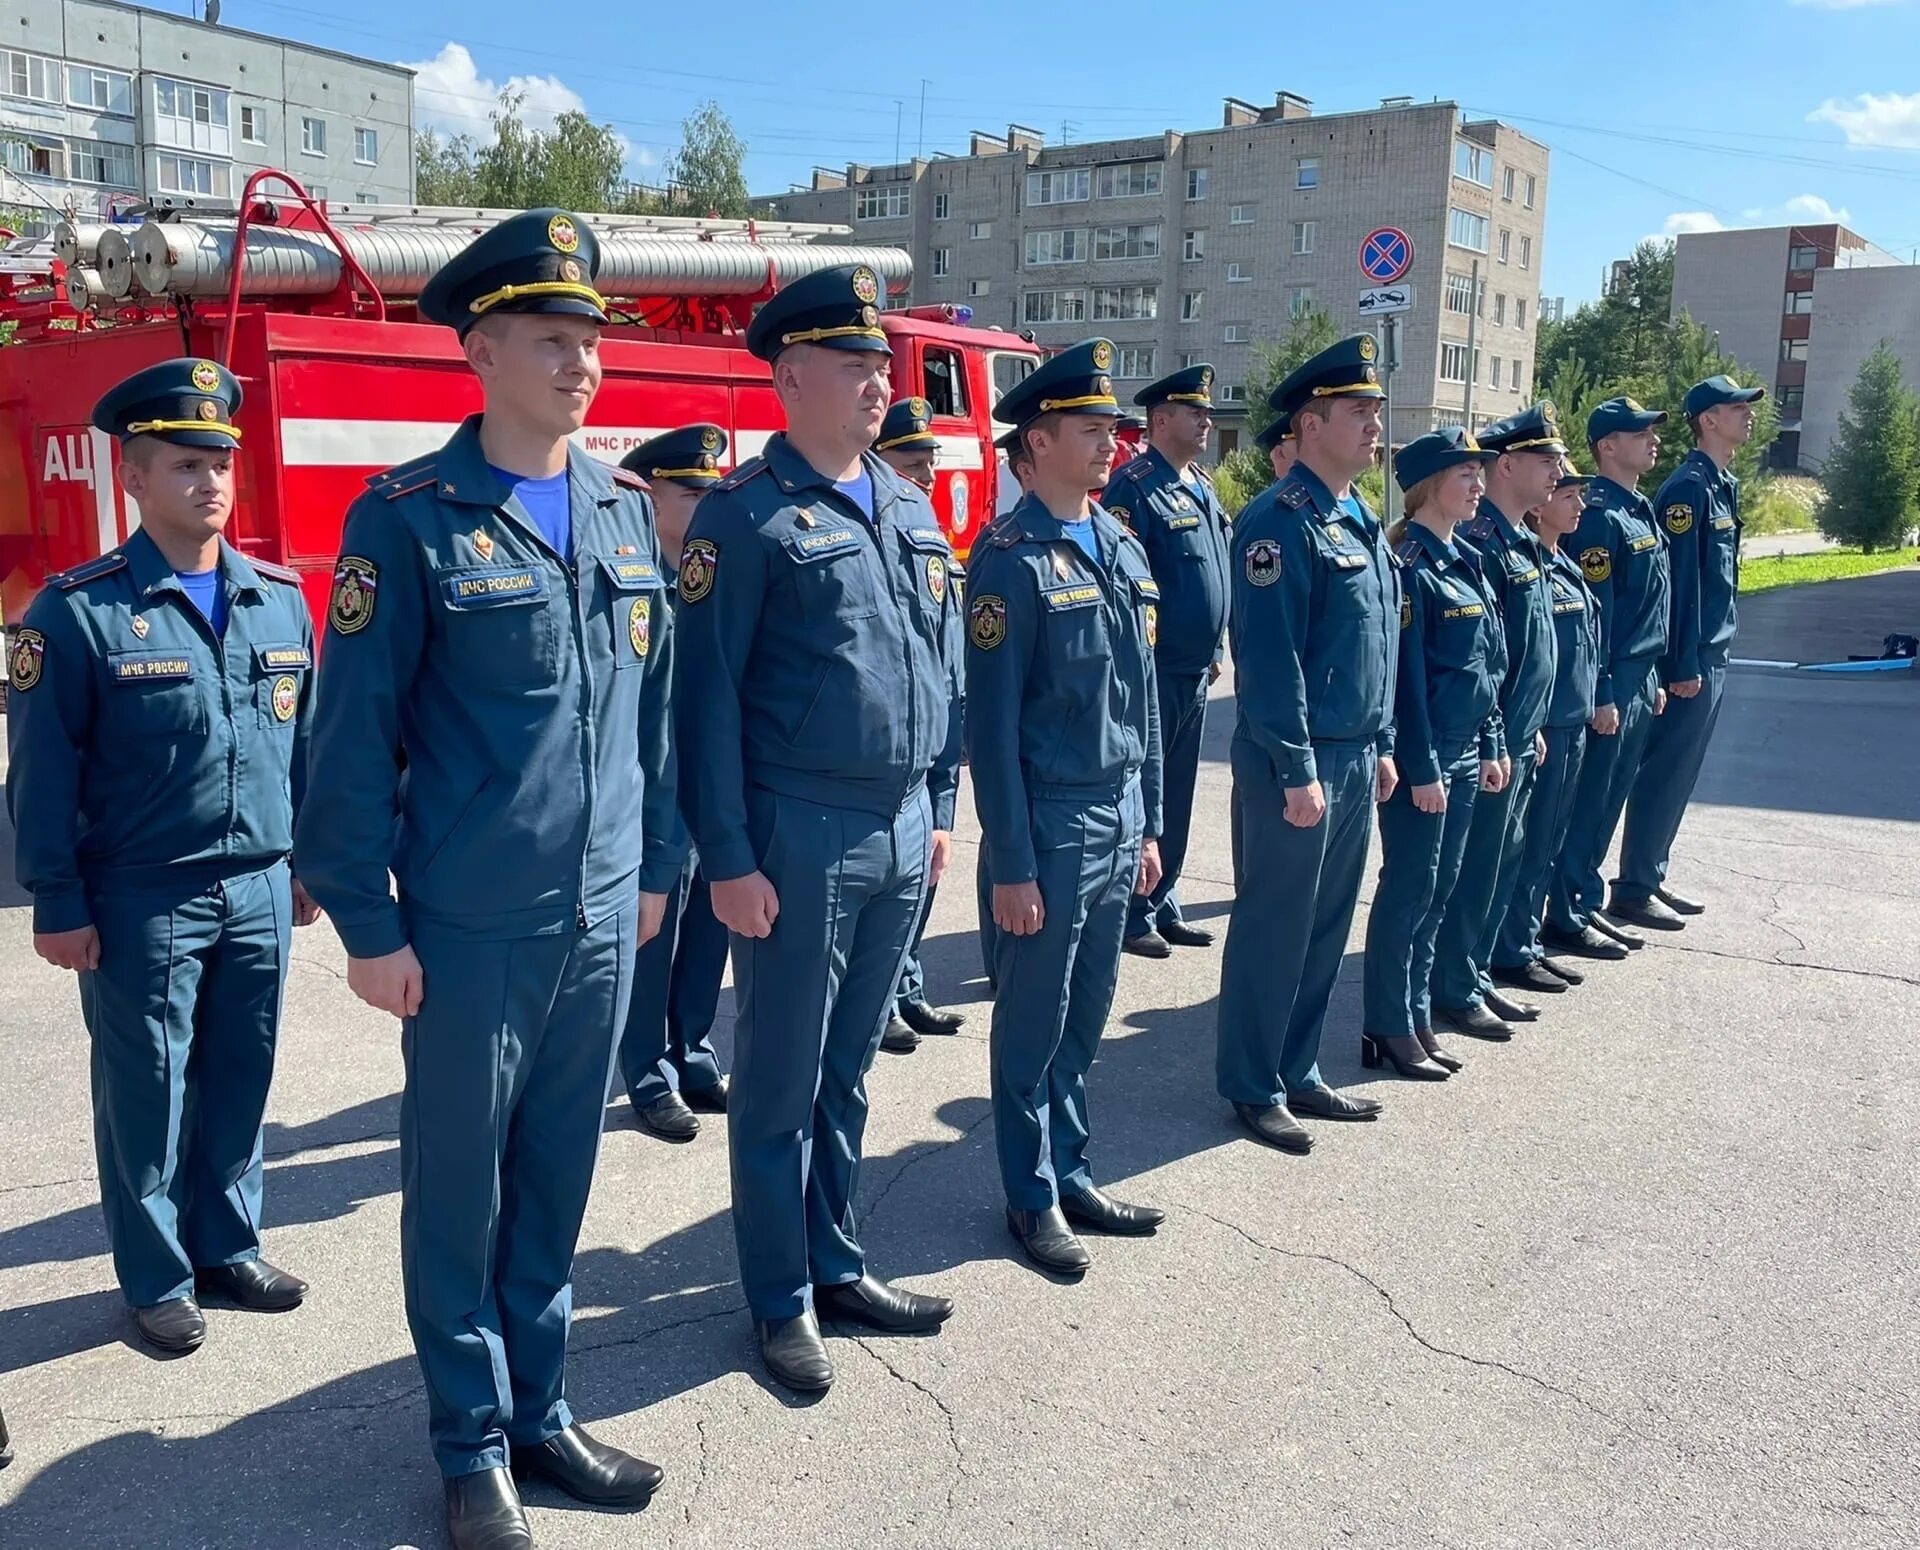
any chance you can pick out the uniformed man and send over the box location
[1492,462,1610,980]
[1615,375,1764,927]
[615,425,733,1141]
[673,265,963,1394]
[872,396,967,1053]
[968,339,1166,1276]
[1216,335,1399,1154]
[1429,404,1562,1038]
[1543,397,1673,961]
[296,210,678,1550]
[1101,363,1230,960]
[979,426,1036,987]
[1258,408,1298,484]
[6,359,317,1357]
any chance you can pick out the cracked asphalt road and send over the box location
[2,572,1916,1549]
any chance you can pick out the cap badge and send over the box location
[559,257,584,283]
[197,400,220,421]
[851,266,880,305]
[1091,341,1114,371]
[548,215,581,253]
[191,361,221,392]
[1358,335,1377,362]
[700,426,722,451]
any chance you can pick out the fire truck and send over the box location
[0,174,1042,647]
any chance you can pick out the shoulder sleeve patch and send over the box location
[1664,503,1695,536]
[1580,545,1613,584]
[50,552,129,590]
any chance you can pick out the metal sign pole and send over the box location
[1380,314,1399,527]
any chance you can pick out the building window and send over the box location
[355,127,378,165]
[1453,140,1494,187]
[1181,353,1204,368]
[1027,168,1090,205]
[1092,284,1158,321]
[240,105,265,144]
[1493,292,1507,326]
[970,221,991,239]
[1516,298,1528,329]
[931,247,950,277]
[1182,229,1205,262]
[933,192,949,220]
[884,290,912,311]
[1491,357,1505,389]
[1093,223,1161,261]
[66,64,132,115]
[1181,290,1203,321]
[1781,337,1809,362]
[1218,384,1247,403]
[301,116,327,156]
[1,49,61,105]
[1519,235,1532,270]
[1186,167,1208,201]
[1440,342,1470,383]
[67,136,137,188]
[308,184,328,201]
[1229,203,1255,225]
[1,133,63,179]
[1784,289,1814,315]
[1449,208,1490,253]
[1228,262,1252,283]
[1096,161,1162,198]
[1116,345,1157,378]
[1779,384,1805,413]
[1223,324,1248,343]
[1022,288,1086,324]
[1502,167,1515,201]
[1024,227,1087,266]
[154,78,232,154]
[855,184,911,219]
[156,152,230,197]
[1497,228,1511,264]
[1445,272,1476,315]
[1789,244,1819,271]
[1524,174,1536,210]
[1287,285,1314,319]
[1292,220,1316,256]
[1511,357,1523,390]
[1296,157,1319,189]
[969,278,990,297]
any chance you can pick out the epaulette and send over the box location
[986,516,1024,549]
[714,457,770,493]
[250,557,301,585]
[50,552,128,590]
[1275,481,1312,510]
[1394,537,1423,564]
[366,452,438,501]
[1121,457,1154,484]
[1465,513,1496,541]
[610,466,651,493]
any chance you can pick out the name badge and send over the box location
[1442,604,1485,620]
[1712,516,1736,530]
[1629,533,1659,554]
[1508,564,1540,583]
[1165,514,1202,531]
[113,656,193,682]
[444,568,544,606]
[1042,583,1102,611]
[1330,553,1369,570]
[793,528,861,556]
[607,558,659,585]
[261,646,312,670]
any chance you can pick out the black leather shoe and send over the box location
[1122,930,1173,959]
[1414,1028,1465,1073]
[880,1016,921,1054]
[1287,1083,1384,1120]
[1232,1102,1313,1153]
[1609,892,1687,931]
[683,1077,730,1113]
[1006,1206,1091,1275]
[1360,1033,1450,1080]
[1060,1185,1164,1235]
[1492,961,1567,994]
[134,1296,206,1353]
[1540,922,1630,961]
[514,1422,664,1507]
[1482,988,1540,1024]
[1158,919,1216,948]
[195,1259,306,1311]
[815,1273,953,1332]
[1655,885,1706,916]
[1539,956,1585,986]
[899,999,965,1036]
[1435,1003,1514,1042]
[1589,910,1647,950]
[757,1310,833,1392]
[445,1467,532,1550]
[635,1092,701,1142]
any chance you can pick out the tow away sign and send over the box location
[1358,284,1414,316]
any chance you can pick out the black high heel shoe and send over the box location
[1414,1028,1465,1073]
[1360,1033,1451,1081]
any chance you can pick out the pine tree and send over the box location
[1819,344,1920,552]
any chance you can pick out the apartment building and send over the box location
[2,0,413,233]
[1671,223,1908,469]
[752,92,1550,453]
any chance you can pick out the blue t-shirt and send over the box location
[490,463,572,559]
[834,466,875,525]
[177,566,228,636]
[1060,515,1099,563]
[1338,493,1373,532]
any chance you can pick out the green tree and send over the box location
[664,101,749,218]
[416,131,480,205]
[1536,239,1675,391]
[1818,343,1920,551]
[414,92,631,212]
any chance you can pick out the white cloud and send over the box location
[400,42,653,168]
[1781,193,1854,223]
[1659,212,1728,237]
[1807,90,1920,148]
[1648,193,1853,246]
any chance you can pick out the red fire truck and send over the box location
[0,175,1041,646]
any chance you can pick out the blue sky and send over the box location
[223,0,1920,301]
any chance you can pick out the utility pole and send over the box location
[1462,256,1481,427]
[917,80,928,161]
[893,102,902,167]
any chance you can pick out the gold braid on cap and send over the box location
[468,280,606,316]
